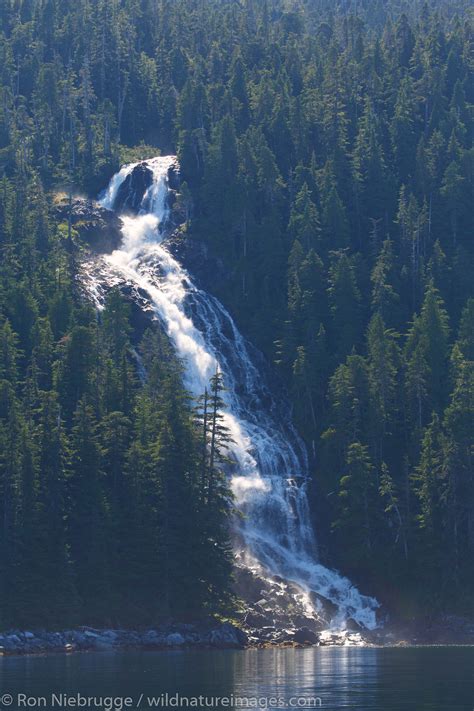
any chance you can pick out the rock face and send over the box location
[54,197,123,254]
[167,161,180,191]
[232,565,372,648]
[234,565,324,647]
[114,162,154,213]
[164,160,184,229]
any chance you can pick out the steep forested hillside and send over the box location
[0,0,473,627]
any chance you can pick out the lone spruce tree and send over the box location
[194,369,234,611]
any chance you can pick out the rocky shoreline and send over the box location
[0,622,248,657]
[3,616,474,657]
[0,623,367,657]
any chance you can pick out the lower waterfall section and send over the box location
[83,156,379,630]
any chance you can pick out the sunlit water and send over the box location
[1,648,473,710]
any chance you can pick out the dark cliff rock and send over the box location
[114,162,153,213]
[167,161,180,191]
[164,160,183,228]
[54,197,123,253]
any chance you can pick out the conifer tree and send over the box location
[328,251,362,359]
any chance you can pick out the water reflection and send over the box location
[230,648,379,708]
[0,648,473,710]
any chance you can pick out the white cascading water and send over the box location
[89,155,379,630]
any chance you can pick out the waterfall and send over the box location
[88,155,379,630]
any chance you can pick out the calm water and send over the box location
[0,647,473,710]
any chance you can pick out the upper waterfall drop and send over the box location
[94,155,380,630]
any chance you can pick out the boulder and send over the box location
[209,623,248,649]
[244,610,273,628]
[89,635,115,650]
[165,632,185,647]
[6,634,22,647]
[83,629,100,638]
[167,162,180,191]
[278,629,297,642]
[100,630,118,641]
[293,627,319,645]
[42,632,67,650]
[54,197,123,253]
[2,636,22,652]
[70,631,88,648]
[345,618,364,632]
[290,615,322,631]
[113,163,153,214]
[261,626,276,635]
[319,631,347,646]
[309,592,339,621]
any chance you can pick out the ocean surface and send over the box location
[0,646,473,710]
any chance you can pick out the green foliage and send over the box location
[0,193,234,626]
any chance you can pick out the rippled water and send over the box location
[0,648,473,710]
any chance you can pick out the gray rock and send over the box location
[345,618,364,632]
[209,623,247,649]
[0,622,249,655]
[244,611,272,628]
[167,162,180,191]
[114,163,153,214]
[293,627,319,645]
[7,634,22,645]
[274,629,296,643]
[84,630,99,638]
[3,639,21,652]
[90,636,115,650]
[165,632,185,646]
[101,630,118,641]
[70,632,89,649]
[41,633,65,650]
[54,197,124,253]
[290,615,321,631]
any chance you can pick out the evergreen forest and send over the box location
[0,0,473,627]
